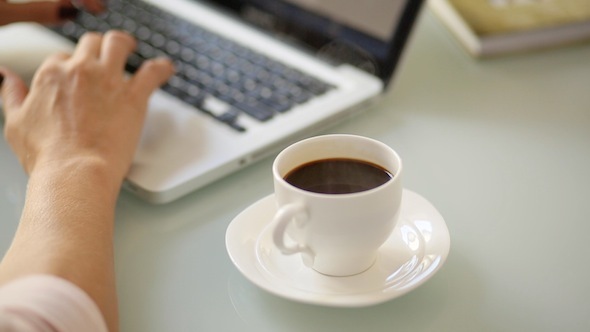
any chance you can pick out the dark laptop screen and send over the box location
[201,0,423,86]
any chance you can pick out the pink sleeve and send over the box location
[0,275,108,332]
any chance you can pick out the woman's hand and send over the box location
[1,30,175,188]
[0,0,105,26]
[0,31,173,331]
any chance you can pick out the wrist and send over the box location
[28,154,124,205]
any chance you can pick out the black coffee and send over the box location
[284,158,393,194]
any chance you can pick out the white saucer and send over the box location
[225,189,450,307]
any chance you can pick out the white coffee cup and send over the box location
[270,134,403,276]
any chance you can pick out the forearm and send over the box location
[0,29,173,332]
[0,158,122,332]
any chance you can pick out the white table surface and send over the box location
[1,8,590,332]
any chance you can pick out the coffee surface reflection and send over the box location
[284,158,393,194]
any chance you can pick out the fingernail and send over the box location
[59,6,80,20]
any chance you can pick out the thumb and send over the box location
[0,67,28,117]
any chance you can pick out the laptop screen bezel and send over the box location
[199,0,424,87]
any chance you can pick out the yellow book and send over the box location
[429,0,590,57]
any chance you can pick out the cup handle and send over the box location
[271,202,315,267]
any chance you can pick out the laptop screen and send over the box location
[202,0,424,86]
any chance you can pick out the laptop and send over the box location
[0,0,423,203]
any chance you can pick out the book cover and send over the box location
[429,0,590,57]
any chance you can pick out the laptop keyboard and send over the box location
[52,0,334,132]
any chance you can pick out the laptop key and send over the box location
[260,96,293,113]
[200,97,246,132]
[125,53,143,73]
[217,111,246,132]
[233,98,274,122]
